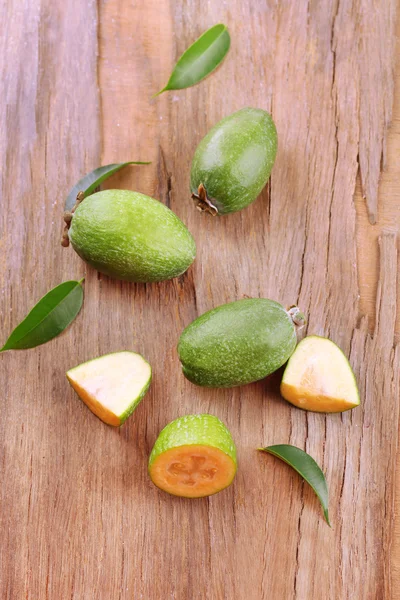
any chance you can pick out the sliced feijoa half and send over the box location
[149,414,237,498]
[66,351,152,426]
[280,336,360,413]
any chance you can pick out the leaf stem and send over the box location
[61,191,85,247]
[152,88,165,98]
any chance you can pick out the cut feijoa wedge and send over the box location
[66,351,152,426]
[149,414,237,498]
[280,336,360,413]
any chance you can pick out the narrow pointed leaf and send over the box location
[1,280,84,351]
[65,162,150,210]
[259,444,330,526]
[155,24,230,95]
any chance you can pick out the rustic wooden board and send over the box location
[1,1,399,598]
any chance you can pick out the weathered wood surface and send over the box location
[1,1,399,598]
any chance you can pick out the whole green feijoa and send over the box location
[68,190,196,282]
[190,108,277,215]
[178,299,304,388]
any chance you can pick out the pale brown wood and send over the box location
[358,0,397,224]
[356,23,400,337]
[0,0,101,597]
[354,17,400,594]
[1,1,399,598]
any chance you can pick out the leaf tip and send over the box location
[152,88,166,99]
[212,23,229,32]
[78,278,85,285]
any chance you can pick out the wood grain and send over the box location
[1,0,398,598]
[356,21,400,337]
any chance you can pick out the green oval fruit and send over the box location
[68,190,196,282]
[149,414,237,498]
[190,107,277,215]
[178,299,303,388]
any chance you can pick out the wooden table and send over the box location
[1,1,399,598]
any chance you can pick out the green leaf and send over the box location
[1,280,84,352]
[259,444,330,526]
[65,162,150,211]
[154,24,230,96]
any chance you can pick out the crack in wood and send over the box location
[357,0,397,222]
[158,145,173,209]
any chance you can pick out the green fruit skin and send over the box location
[148,414,237,468]
[117,357,152,424]
[119,376,152,424]
[69,190,196,282]
[178,298,297,388]
[190,108,277,215]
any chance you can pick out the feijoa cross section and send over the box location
[149,414,237,498]
[281,335,360,413]
[67,351,152,426]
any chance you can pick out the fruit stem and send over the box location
[61,191,85,247]
[287,306,306,328]
[191,183,218,216]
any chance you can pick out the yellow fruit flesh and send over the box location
[280,382,357,412]
[67,378,121,426]
[281,336,360,413]
[67,352,151,426]
[149,445,236,498]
